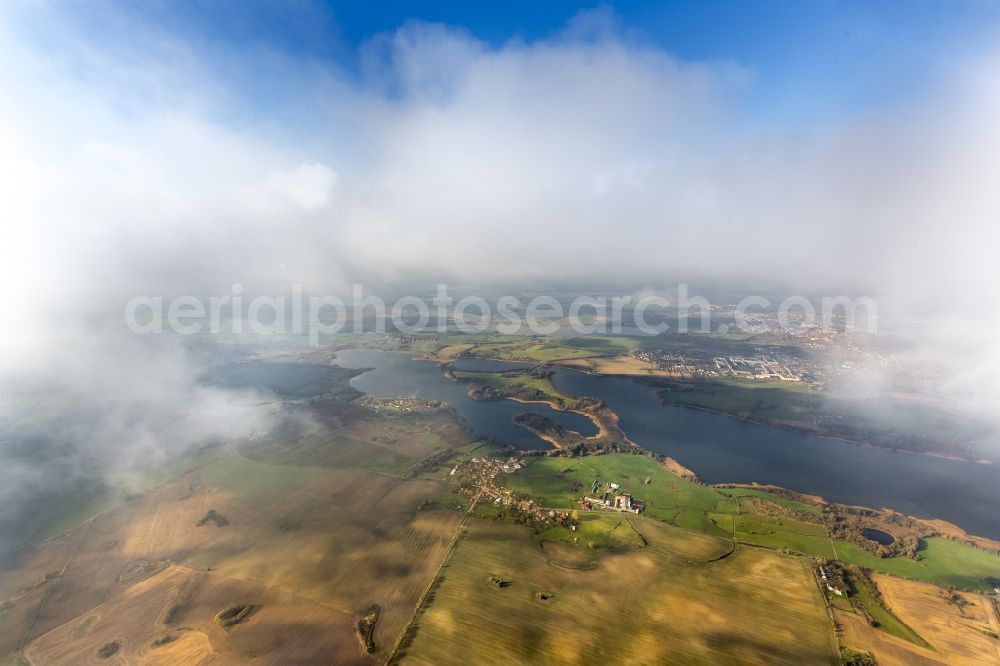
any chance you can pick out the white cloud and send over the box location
[264,162,339,210]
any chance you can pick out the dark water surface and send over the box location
[334,349,597,450]
[861,528,896,546]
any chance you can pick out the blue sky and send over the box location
[55,0,1000,126]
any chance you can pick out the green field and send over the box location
[504,453,725,526]
[717,486,823,515]
[735,514,835,558]
[506,454,822,544]
[504,452,841,547]
[834,537,1000,592]
[539,513,646,549]
[519,336,640,360]
[451,370,584,410]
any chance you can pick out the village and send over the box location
[446,455,645,536]
[359,395,441,413]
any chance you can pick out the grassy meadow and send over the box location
[834,537,1000,592]
[844,570,930,648]
[450,370,584,410]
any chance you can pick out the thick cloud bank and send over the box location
[2,7,998,304]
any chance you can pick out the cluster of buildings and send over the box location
[581,480,644,514]
[817,565,844,596]
[632,349,699,375]
[633,349,810,384]
[450,456,527,484]
[359,396,426,413]
[472,481,577,531]
[713,356,801,381]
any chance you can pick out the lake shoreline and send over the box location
[445,370,616,443]
[553,363,990,465]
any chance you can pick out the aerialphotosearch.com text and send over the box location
[124,284,877,345]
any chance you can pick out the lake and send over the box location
[336,349,1000,539]
[549,366,1000,540]
[333,349,597,450]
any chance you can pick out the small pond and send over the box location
[860,528,896,546]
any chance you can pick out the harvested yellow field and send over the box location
[557,355,672,377]
[874,573,1000,665]
[117,484,259,559]
[400,517,837,665]
[197,470,465,660]
[4,465,464,663]
[2,475,266,647]
[24,565,366,665]
[834,607,942,666]
[140,631,213,666]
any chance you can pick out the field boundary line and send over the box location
[17,517,95,651]
[383,491,480,664]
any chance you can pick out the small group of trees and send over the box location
[823,505,929,560]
